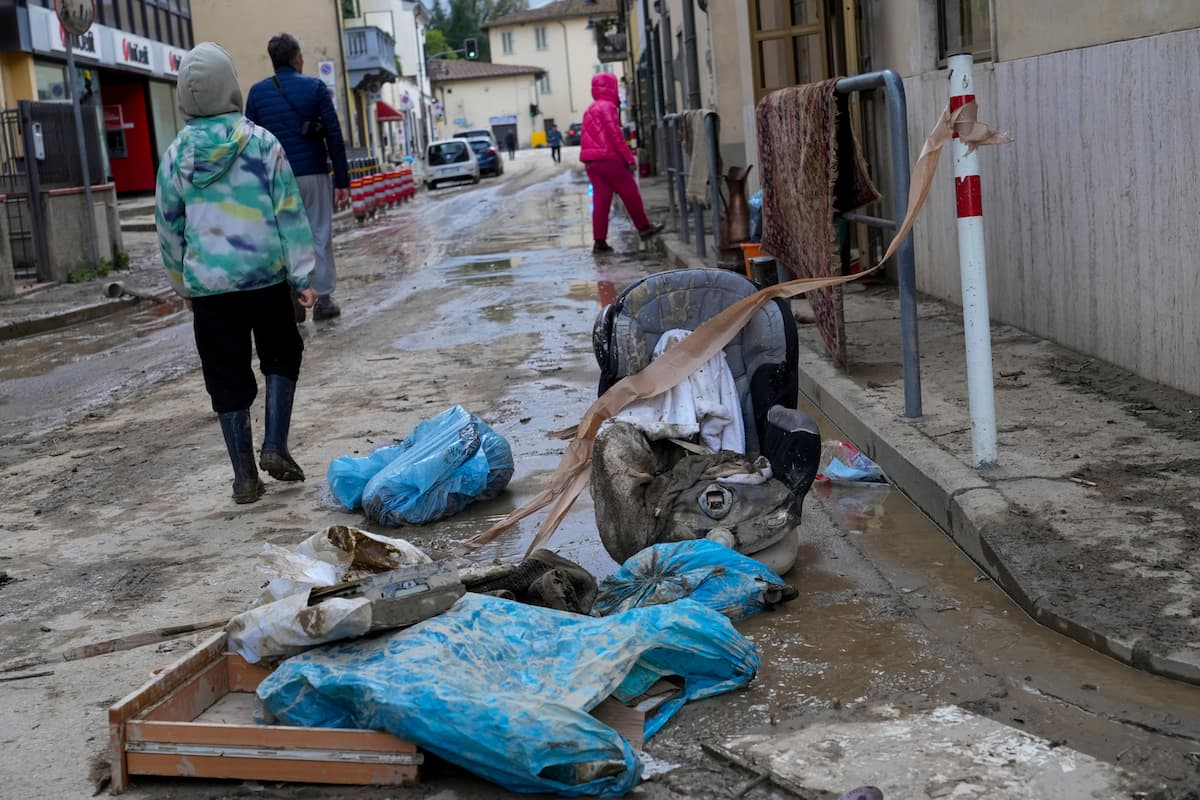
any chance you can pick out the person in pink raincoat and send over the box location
[580,73,662,254]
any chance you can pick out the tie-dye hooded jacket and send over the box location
[155,112,314,298]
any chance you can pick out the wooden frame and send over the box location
[108,632,421,794]
[747,0,828,103]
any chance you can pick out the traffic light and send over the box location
[464,38,478,60]
[529,103,540,118]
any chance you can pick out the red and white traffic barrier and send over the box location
[350,177,367,222]
[949,53,998,468]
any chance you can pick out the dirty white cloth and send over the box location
[612,328,745,453]
[681,109,717,205]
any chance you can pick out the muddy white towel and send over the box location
[612,328,745,453]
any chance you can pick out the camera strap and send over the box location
[271,76,321,136]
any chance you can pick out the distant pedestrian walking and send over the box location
[505,131,517,160]
[580,73,661,254]
[156,42,317,505]
[547,125,563,164]
[246,33,350,322]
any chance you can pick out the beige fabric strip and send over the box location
[456,101,1011,558]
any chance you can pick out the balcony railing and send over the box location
[345,25,398,89]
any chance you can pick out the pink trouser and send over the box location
[586,159,650,241]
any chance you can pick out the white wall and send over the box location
[488,16,624,131]
[433,74,540,146]
[899,28,1200,394]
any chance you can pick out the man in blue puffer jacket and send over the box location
[246,33,350,321]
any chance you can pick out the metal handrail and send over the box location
[835,70,922,418]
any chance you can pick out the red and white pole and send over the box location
[949,53,998,468]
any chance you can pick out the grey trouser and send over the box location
[296,173,336,297]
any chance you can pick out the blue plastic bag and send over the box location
[593,540,789,620]
[749,189,763,242]
[258,593,758,797]
[327,442,408,511]
[326,406,514,525]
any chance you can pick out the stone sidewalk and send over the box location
[640,175,1200,685]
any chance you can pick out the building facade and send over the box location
[345,0,433,163]
[190,0,400,164]
[484,0,624,143]
[428,59,544,148]
[0,0,195,193]
[624,0,1200,396]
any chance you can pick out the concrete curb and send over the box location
[654,232,1200,686]
[0,297,141,342]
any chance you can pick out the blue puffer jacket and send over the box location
[245,66,349,188]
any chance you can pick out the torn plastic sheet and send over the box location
[593,540,795,620]
[258,593,759,797]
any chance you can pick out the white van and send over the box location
[425,139,480,190]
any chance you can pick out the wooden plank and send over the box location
[224,653,272,692]
[125,752,418,786]
[141,658,229,723]
[128,721,419,754]
[108,631,227,794]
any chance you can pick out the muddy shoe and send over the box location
[593,240,614,254]
[313,295,341,320]
[218,410,265,504]
[260,374,305,482]
[637,222,664,240]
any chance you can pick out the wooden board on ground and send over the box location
[107,631,422,794]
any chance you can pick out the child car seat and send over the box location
[591,269,822,574]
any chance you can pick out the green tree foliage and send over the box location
[425,27,456,60]
[426,0,529,62]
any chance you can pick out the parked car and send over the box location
[466,137,503,177]
[564,121,583,146]
[425,139,480,189]
[454,129,498,150]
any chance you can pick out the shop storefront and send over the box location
[24,3,188,194]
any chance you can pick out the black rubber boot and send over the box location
[593,240,614,254]
[218,410,265,504]
[260,374,305,481]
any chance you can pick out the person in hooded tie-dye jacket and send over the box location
[156,41,317,504]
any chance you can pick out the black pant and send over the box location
[191,281,303,414]
[551,146,561,163]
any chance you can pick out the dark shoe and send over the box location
[291,291,306,323]
[592,240,614,254]
[638,223,664,240]
[313,295,341,320]
[218,410,265,503]
[260,374,305,482]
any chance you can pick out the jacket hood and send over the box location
[177,42,243,119]
[173,114,255,189]
[591,72,619,104]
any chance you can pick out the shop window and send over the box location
[747,0,827,101]
[938,0,992,61]
[35,63,68,103]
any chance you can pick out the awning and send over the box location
[376,100,405,122]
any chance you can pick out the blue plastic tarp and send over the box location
[326,406,514,525]
[257,593,759,797]
[593,540,790,620]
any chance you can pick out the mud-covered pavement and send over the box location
[1,150,1198,799]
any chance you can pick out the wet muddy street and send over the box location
[1,152,1197,799]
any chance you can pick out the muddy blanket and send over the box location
[258,593,759,797]
[591,421,795,563]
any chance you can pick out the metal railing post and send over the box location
[694,197,705,258]
[834,70,923,418]
[704,111,722,257]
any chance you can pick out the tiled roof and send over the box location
[428,59,546,82]
[482,0,620,30]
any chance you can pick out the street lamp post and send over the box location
[60,1,101,270]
